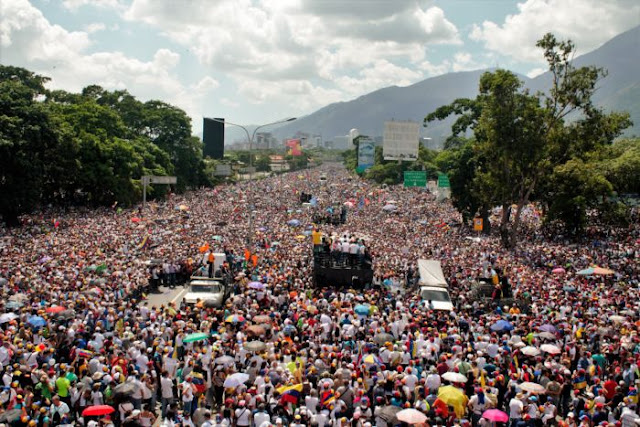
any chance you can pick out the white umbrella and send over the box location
[540,344,561,355]
[441,372,468,383]
[537,332,556,340]
[521,346,541,357]
[396,408,427,424]
[609,315,626,323]
[519,382,546,394]
[0,313,18,324]
[214,356,235,366]
[223,373,250,388]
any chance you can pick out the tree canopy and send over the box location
[424,33,632,246]
[0,65,210,225]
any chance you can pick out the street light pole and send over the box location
[209,117,296,247]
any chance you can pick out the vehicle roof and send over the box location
[417,259,448,287]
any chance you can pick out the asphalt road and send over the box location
[144,284,190,308]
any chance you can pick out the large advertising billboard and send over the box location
[203,118,225,159]
[383,121,420,161]
[356,137,375,173]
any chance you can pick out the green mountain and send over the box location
[271,25,639,147]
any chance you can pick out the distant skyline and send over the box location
[1,0,638,132]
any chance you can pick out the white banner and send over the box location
[383,121,420,161]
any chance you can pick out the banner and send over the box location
[286,139,302,156]
[383,121,420,161]
[356,137,375,173]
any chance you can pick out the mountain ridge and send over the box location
[260,25,639,147]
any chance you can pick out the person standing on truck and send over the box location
[207,252,215,278]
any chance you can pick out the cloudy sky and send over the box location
[1,0,638,132]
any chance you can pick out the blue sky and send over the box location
[1,0,638,134]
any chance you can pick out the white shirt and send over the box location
[508,398,523,419]
[161,377,174,399]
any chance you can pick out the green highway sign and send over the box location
[404,171,427,187]
[437,174,450,188]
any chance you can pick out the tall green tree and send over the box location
[425,33,631,247]
[0,66,59,225]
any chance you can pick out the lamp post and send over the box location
[210,117,296,247]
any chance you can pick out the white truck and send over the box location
[417,259,453,311]
[183,277,229,307]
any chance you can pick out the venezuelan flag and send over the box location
[320,390,336,407]
[77,349,93,359]
[138,234,150,250]
[278,384,303,404]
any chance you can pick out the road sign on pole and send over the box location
[141,175,177,209]
[437,174,450,188]
[403,171,427,187]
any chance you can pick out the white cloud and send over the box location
[84,22,106,34]
[1,0,219,131]
[62,0,125,11]
[451,52,486,72]
[1,0,90,61]
[470,0,640,63]
[193,76,219,92]
[526,67,547,78]
[121,0,460,108]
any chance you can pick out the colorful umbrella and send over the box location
[82,405,115,417]
[490,319,514,332]
[437,386,468,416]
[287,219,301,226]
[46,306,66,314]
[27,316,46,328]
[577,266,615,276]
[354,304,370,316]
[183,332,209,343]
[225,315,246,324]
[482,409,509,423]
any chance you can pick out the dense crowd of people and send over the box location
[0,165,638,427]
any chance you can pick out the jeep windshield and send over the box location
[190,284,221,293]
[420,289,451,302]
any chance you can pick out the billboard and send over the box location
[356,137,375,173]
[286,139,302,156]
[203,118,225,159]
[383,121,420,161]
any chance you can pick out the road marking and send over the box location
[171,287,189,304]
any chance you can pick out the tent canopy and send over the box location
[418,259,448,288]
